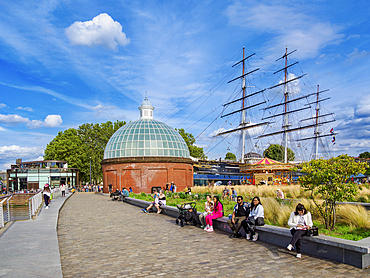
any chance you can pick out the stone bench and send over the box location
[122,197,370,269]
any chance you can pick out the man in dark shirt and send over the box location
[108,183,113,194]
[227,196,251,238]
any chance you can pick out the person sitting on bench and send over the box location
[155,190,166,214]
[287,203,313,258]
[142,189,159,213]
[120,187,129,201]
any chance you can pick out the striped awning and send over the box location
[252,158,281,165]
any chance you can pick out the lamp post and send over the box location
[89,157,92,186]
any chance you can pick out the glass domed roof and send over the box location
[104,98,190,159]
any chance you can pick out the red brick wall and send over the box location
[102,162,193,193]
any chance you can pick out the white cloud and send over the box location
[65,13,130,51]
[346,49,370,64]
[27,119,45,129]
[0,82,93,109]
[16,106,33,112]
[44,114,62,127]
[0,103,6,108]
[27,114,63,129]
[34,156,44,161]
[226,2,343,59]
[0,114,29,125]
[92,104,117,110]
[0,113,62,129]
[347,34,360,40]
[0,145,44,159]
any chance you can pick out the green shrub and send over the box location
[356,196,368,203]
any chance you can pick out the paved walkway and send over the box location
[0,192,71,278]
[58,194,370,277]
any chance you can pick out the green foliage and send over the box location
[176,128,205,158]
[263,144,295,161]
[296,154,368,229]
[359,151,370,159]
[44,120,125,184]
[315,221,370,241]
[225,152,236,161]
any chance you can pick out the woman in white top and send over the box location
[287,203,313,258]
[242,196,264,241]
[43,184,51,209]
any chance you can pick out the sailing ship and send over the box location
[215,47,337,163]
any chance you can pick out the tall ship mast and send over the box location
[214,47,336,163]
[216,47,269,163]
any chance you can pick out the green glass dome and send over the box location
[104,98,190,159]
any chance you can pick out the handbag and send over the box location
[256,217,265,226]
[305,226,319,236]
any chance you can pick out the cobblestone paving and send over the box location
[58,193,370,277]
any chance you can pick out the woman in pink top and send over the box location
[204,196,223,232]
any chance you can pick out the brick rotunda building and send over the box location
[101,97,193,193]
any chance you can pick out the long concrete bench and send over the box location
[122,196,370,269]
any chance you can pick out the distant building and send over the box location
[101,97,193,193]
[0,171,6,181]
[244,152,263,164]
[6,159,79,191]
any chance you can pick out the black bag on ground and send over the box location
[305,226,319,236]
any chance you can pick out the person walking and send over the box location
[43,184,52,209]
[60,183,66,197]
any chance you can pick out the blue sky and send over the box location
[0,0,369,170]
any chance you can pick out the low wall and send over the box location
[122,197,370,269]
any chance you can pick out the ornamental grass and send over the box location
[337,205,370,229]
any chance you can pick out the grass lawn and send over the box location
[130,192,370,241]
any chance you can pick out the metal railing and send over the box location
[7,196,12,221]
[51,188,61,200]
[28,191,43,219]
[0,197,8,228]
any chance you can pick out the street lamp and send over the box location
[89,157,92,186]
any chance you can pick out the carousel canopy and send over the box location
[252,158,281,165]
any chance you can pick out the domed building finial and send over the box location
[139,96,154,120]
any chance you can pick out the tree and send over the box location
[176,128,205,158]
[225,152,236,161]
[263,144,295,162]
[296,155,368,229]
[359,152,370,159]
[44,120,125,184]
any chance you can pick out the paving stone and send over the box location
[58,193,370,277]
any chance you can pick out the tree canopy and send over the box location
[177,128,205,158]
[263,144,295,162]
[359,151,370,159]
[297,154,368,229]
[44,120,125,184]
[225,152,236,161]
